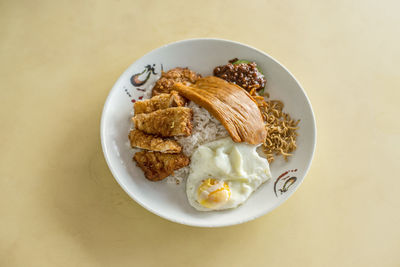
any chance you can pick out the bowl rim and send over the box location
[100,38,317,227]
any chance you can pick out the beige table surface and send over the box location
[1,0,400,266]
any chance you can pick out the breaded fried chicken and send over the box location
[132,107,192,137]
[129,130,182,153]
[134,91,186,114]
[152,67,201,96]
[133,151,190,181]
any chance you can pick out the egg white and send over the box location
[186,137,272,211]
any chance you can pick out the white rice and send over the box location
[168,102,228,184]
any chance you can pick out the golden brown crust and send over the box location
[134,91,186,114]
[133,151,190,181]
[173,76,267,144]
[152,67,201,96]
[129,130,182,153]
[132,107,192,137]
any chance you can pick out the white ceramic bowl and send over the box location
[101,38,316,227]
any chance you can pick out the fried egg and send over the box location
[186,137,272,211]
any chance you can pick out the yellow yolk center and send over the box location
[197,178,231,209]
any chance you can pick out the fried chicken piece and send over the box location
[129,130,182,153]
[173,76,267,144]
[132,107,192,137]
[152,67,201,96]
[134,91,186,114]
[133,151,190,181]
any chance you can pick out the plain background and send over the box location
[1,0,399,266]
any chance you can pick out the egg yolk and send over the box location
[197,178,231,209]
